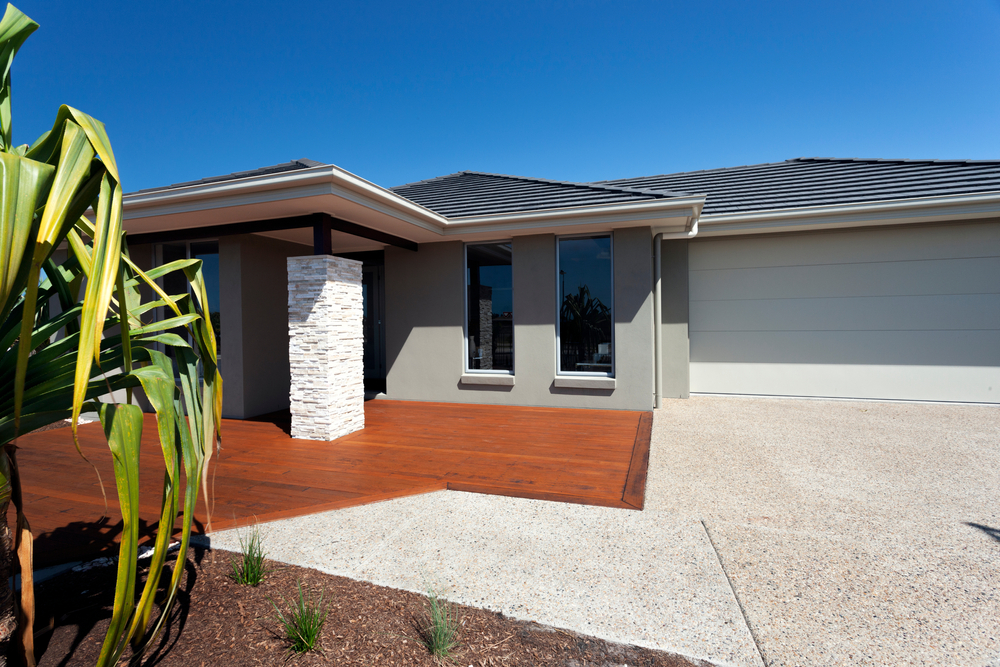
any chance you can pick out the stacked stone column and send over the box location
[287,255,364,440]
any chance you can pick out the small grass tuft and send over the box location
[271,582,328,654]
[229,524,267,586]
[417,588,460,658]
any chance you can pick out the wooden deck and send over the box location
[14,400,651,567]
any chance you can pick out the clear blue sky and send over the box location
[10,1,1000,192]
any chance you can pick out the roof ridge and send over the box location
[457,170,689,198]
[594,158,804,184]
[294,158,327,168]
[390,171,473,190]
[596,156,1000,185]
[128,158,326,195]
[792,157,1000,165]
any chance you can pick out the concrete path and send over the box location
[208,396,1000,666]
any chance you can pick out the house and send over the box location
[122,157,1000,439]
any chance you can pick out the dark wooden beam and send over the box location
[322,214,417,252]
[313,216,332,255]
[126,212,418,252]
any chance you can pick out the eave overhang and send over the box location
[122,163,707,247]
[696,190,1000,237]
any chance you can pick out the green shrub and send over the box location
[418,588,460,658]
[229,524,267,586]
[271,582,328,654]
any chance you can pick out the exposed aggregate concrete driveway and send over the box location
[649,397,999,666]
[209,396,1000,666]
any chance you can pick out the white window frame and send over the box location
[555,233,614,377]
[463,240,514,375]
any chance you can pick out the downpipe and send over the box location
[653,233,663,409]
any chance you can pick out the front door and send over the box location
[362,265,386,391]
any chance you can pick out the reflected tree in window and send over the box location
[466,242,513,372]
[558,236,613,373]
[560,285,612,371]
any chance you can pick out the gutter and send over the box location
[124,162,449,234]
[442,196,705,236]
[123,162,708,239]
[697,190,1000,236]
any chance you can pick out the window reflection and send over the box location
[160,241,220,356]
[558,236,612,374]
[190,241,221,353]
[466,242,513,372]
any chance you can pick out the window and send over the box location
[465,242,513,373]
[158,240,221,355]
[557,235,613,375]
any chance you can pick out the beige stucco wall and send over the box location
[688,219,1000,403]
[221,234,311,418]
[384,228,655,410]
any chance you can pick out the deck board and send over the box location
[14,400,651,567]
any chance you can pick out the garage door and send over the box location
[688,221,1000,403]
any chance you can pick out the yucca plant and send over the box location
[0,4,221,666]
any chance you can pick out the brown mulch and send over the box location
[33,547,709,667]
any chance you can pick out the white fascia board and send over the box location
[123,163,448,235]
[697,190,1000,237]
[652,218,700,239]
[123,163,708,240]
[439,196,706,238]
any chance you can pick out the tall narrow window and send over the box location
[158,241,220,356]
[190,241,221,352]
[558,235,613,375]
[466,242,513,373]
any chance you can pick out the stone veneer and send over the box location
[287,255,364,440]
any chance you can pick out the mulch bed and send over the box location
[34,546,708,667]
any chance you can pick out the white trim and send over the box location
[443,197,704,233]
[690,392,999,407]
[123,162,706,241]
[697,190,1000,237]
[553,376,616,390]
[463,240,514,375]
[460,374,515,386]
[653,218,699,239]
[555,233,615,378]
[125,163,446,231]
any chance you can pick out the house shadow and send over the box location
[246,409,292,436]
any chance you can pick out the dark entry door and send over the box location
[362,265,386,389]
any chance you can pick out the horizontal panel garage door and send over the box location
[688,220,1000,403]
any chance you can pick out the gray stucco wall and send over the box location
[385,228,655,410]
[687,219,1000,403]
[660,239,690,398]
[221,234,310,418]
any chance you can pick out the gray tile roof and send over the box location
[131,158,325,195]
[130,156,1000,221]
[597,157,1000,216]
[389,171,682,218]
